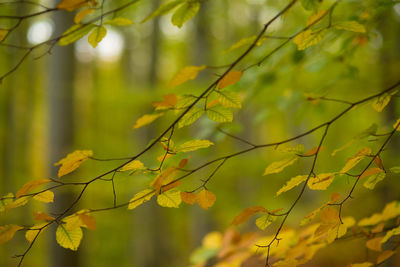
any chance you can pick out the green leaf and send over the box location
[0,193,14,212]
[301,0,320,11]
[177,139,214,152]
[171,1,200,28]
[56,224,83,251]
[157,189,182,208]
[255,214,276,230]
[293,29,325,50]
[142,0,184,23]
[363,172,386,190]
[58,24,95,46]
[206,106,233,123]
[334,21,366,33]
[105,17,134,26]
[88,26,107,48]
[178,108,204,128]
[390,167,400,173]
[218,91,242,109]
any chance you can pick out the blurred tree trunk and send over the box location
[48,10,80,267]
[131,1,173,266]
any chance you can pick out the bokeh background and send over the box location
[1,0,400,266]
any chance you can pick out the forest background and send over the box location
[0,0,400,266]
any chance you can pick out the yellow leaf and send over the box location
[394,118,400,131]
[157,189,182,208]
[56,224,83,251]
[5,196,30,212]
[255,214,276,230]
[306,10,327,26]
[16,179,51,198]
[178,108,204,128]
[363,172,386,190]
[25,223,48,243]
[202,231,222,249]
[232,206,266,226]
[55,150,93,177]
[334,21,366,33]
[348,263,373,267]
[141,0,184,23]
[264,157,298,176]
[169,65,206,87]
[180,192,196,204]
[340,147,371,174]
[366,237,383,251]
[58,24,95,46]
[381,225,400,243]
[0,225,23,245]
[57,0,95,11]
[105,17,134,26]
[152,94,178,110]
[132,113,164,129]
[217,71,242,89]
[293,29,324,50]
[218,91,242,109]
[358,201,400,226]
[33,211,55,221]
[171,1,200,28]
[88,26,107,48]
[223,35,257,54]
[307,173,335,190]
[372,91,397,112]
[0,29,8,42]
[196,189,216,210]
[177,140,214,152]
[128,189,154,210]
[33,190,54,203]
[74,8,94,24]
[276,175,308,196]
[377,250,396,264]
[120,160,144,172]
[314,207,340,237]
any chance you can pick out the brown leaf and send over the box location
[232,206,266,226]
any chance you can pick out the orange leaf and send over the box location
[161,180,182,193]
[151,168,177,195]
[303,146,325,156]
[16,179,51,198]
[74,8,94,24]
[217,71,242,89]
[360,168,383,179]
[169,65,206,87]
[377,250,396,264]
[78,214,96,230]
[366,237,383,251]
[57,0,96,11]
[232,206,266,226]
[373,157,384,169]
[178,157,189,169]
[180,192,196,204]
[152,94,178,110]
[196,189,216,210]
[33,211,55,221]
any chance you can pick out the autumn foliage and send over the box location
[1,0,400,267]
